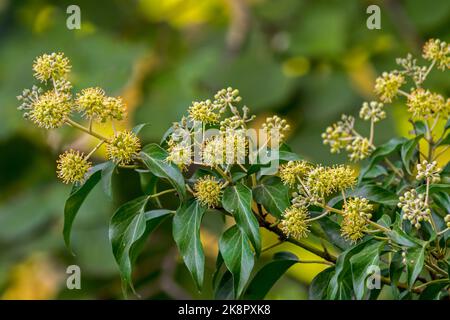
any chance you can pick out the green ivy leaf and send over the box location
[63,164,105,250]
[173,199,207,290]
[438,132,450,146]
[350,241,384,300]
[309,267,335,300]
[348,184,399,206]
[140,143,186,201]
[109,196,172,291]
[361,137,406,178]
[101,161,116,200]
[222,183,261,254]
[131,123,150,135]
[243,252,298,299]
[327,238,377,299]
[219,225,255,298]
[405,245,426,288]
[316,216,350,251]
[419,280,450,300]
[401,136,422,175]
[253,177,290,219]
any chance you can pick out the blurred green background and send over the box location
[0,0,449,299]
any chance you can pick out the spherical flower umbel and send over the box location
[103,96,127,121]
[374,72,405,103]
[57,150,91,184]
[278,160,311,187]
[188,100,220,124]
[359,101,386,123]
[202,137,226,167]
[321,115,354,154]
[329,165,357,192]
[75,87,106,121]
[346,137,371,162]
[107,131,141,165]
[398,189,430,229]
[30,91,71,129]
[306,165,355,198]
[416,160,442,183]
[194,175,223,208]
[422,38,449,70]
[407,88,445,119]
[262,115,291,143]
[341,197,373,243]
[213,87,242,110]
[33,52,71,82]
[280,206,310,240]
[166,141,192,171]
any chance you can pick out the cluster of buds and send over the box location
[262,115,291,143]
[416,160,442,183]
[445,215,450,228]
[341,197,373,243]
[193,175,223,208]
[422,38,450,71]
[396,54,428,86]
[280,206,310,240]
[398,189,430,229]
[374,71,405,103]
[18,53,141,184]
[359,101,386,123]
[322,113,375,162]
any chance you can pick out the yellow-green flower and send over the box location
[444,214,450,228]
[107,131,141,165]
[194,175,223,208]
[202,137,225,167]
[103,96,127,121]
[398,189,430,229]
[262,115,291,143]
[306,165,356,198]
[75,87,106,121]
[346,137,371,162]
[57,150,91,184]
[166,141,192,171]
[321,115,354,154]
[407,88,445,119]
[422,38,449,70]
[224,130,248,164]
[416,160,442,183]
[30,91,71,129]
[33,52,71,82]
[341,197,372,243]
[374,72,405,103]
[280,206,310,240]
[278,160,311,187]
[188,100,220,124]
[359,101,386,123]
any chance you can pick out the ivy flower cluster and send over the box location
[165,87,289,173]
[18,53,141,184]
[278,161,371,242]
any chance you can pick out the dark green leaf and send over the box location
[173,199,207,290]
[316,216,350,251]
[101,161,116,200]
[63,165,104,250]
[438,132,450,146]
[219,225,255,298]
[414,121,427,136]
[419,281,450,300]
[405,245,426,288]
[253,177,290,219]
[244,252,298,299]
[350,241,384,300]
[349,184,399,206]
[309,267,335,300]
[132,123,150,135]
[401,136,422,175]
[369,137,407,167]
[214,271,234,300]
[140,143,186,201]
[222,183,261,254]
[109,197,172,290]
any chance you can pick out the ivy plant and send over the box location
[17,39,450,300]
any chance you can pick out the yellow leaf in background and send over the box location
[2,254,62,300]
[282,56,310,78]
[342,47,376,99]
[138,0,229,28]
